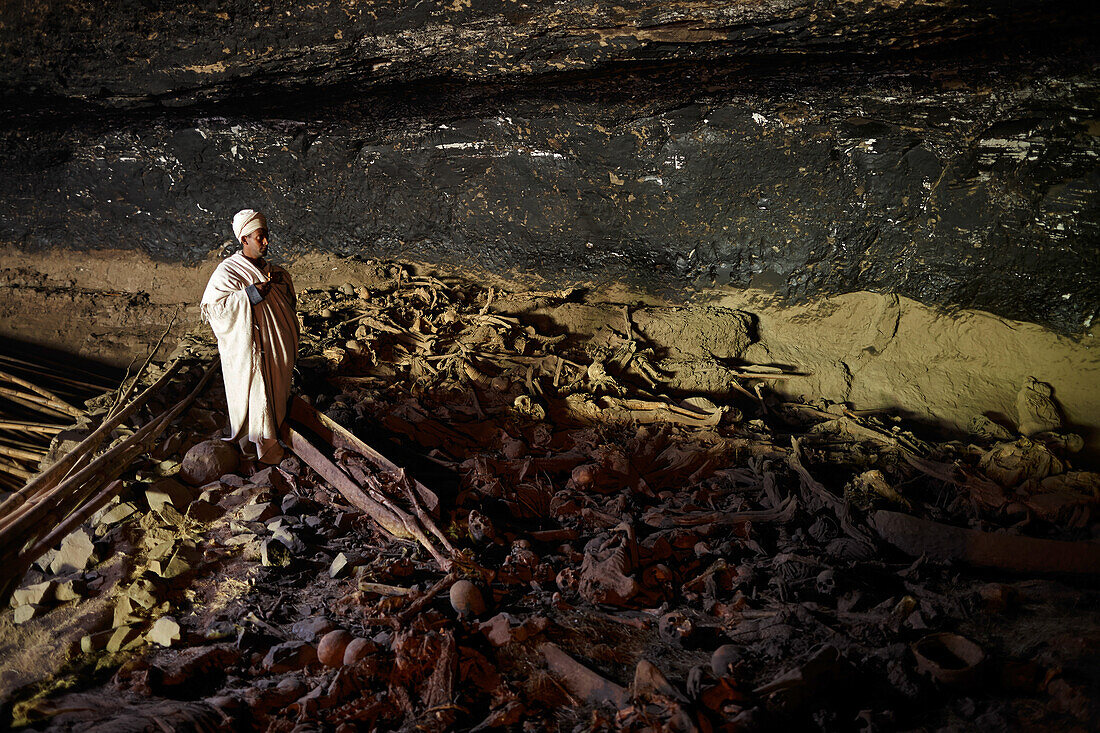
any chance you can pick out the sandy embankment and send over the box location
[2,247,1096,458]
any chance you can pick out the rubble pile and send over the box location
[2,266,1098,731]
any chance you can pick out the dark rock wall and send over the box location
[1,1,1097,332]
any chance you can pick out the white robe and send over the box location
[200,252,299,462]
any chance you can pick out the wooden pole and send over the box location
[0,369,82,416]
[0,359,183,519]
[0,360,217,560]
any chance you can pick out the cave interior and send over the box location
[0,1,1098,731]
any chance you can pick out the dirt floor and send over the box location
[1,265,1098,731]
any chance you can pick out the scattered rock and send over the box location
[145,477,194,512]
[328,552,365,578]
[186,498,224,523]
[114,596,138,627]
[54,577,86,602]
[32,548,57,573]
[12,580,54,607]
[152,547,194,579]
[251,466,291,493]
[180,440,240,486]
[291,617,336,642]
[98,501,138,526]
[148,616,182,647]
[106,624,143,653]
[126,579,159,609]
[50,529,96,575]
[262,641,317,673]
[237,502,279,523]
[261,538,293,567]
[13,604,42,624]
[81,629,112,653]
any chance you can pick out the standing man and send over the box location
[201,209,299,465]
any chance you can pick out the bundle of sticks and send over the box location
[0,358,219,603]
[0,352,118,493]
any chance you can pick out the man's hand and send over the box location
[255,280,273,298]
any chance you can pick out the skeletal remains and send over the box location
[1,267,1097,730]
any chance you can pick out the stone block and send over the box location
[180,440,240,486]
[50,529,95,575]
[145,477,194,512]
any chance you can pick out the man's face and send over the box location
[241,228,269,259]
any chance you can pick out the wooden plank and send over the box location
[288,396,439,514]
[282,425,390,520]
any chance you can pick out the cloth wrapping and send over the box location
[201,252,299,462]
[232,209,267,243]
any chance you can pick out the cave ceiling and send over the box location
[1,0,1097,332]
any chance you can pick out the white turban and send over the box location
[232,209,267,243]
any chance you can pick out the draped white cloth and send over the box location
[200,252,299,463]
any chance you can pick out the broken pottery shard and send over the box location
[50,529,96,575]
[1017,377,1062,436]
[148,616,182,647]
[180,439,240,486]
[871,509,1100,575]
[540,642,628,708]
[12,581,54,607]
[145,477,194,512]
[262,640,317,673]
